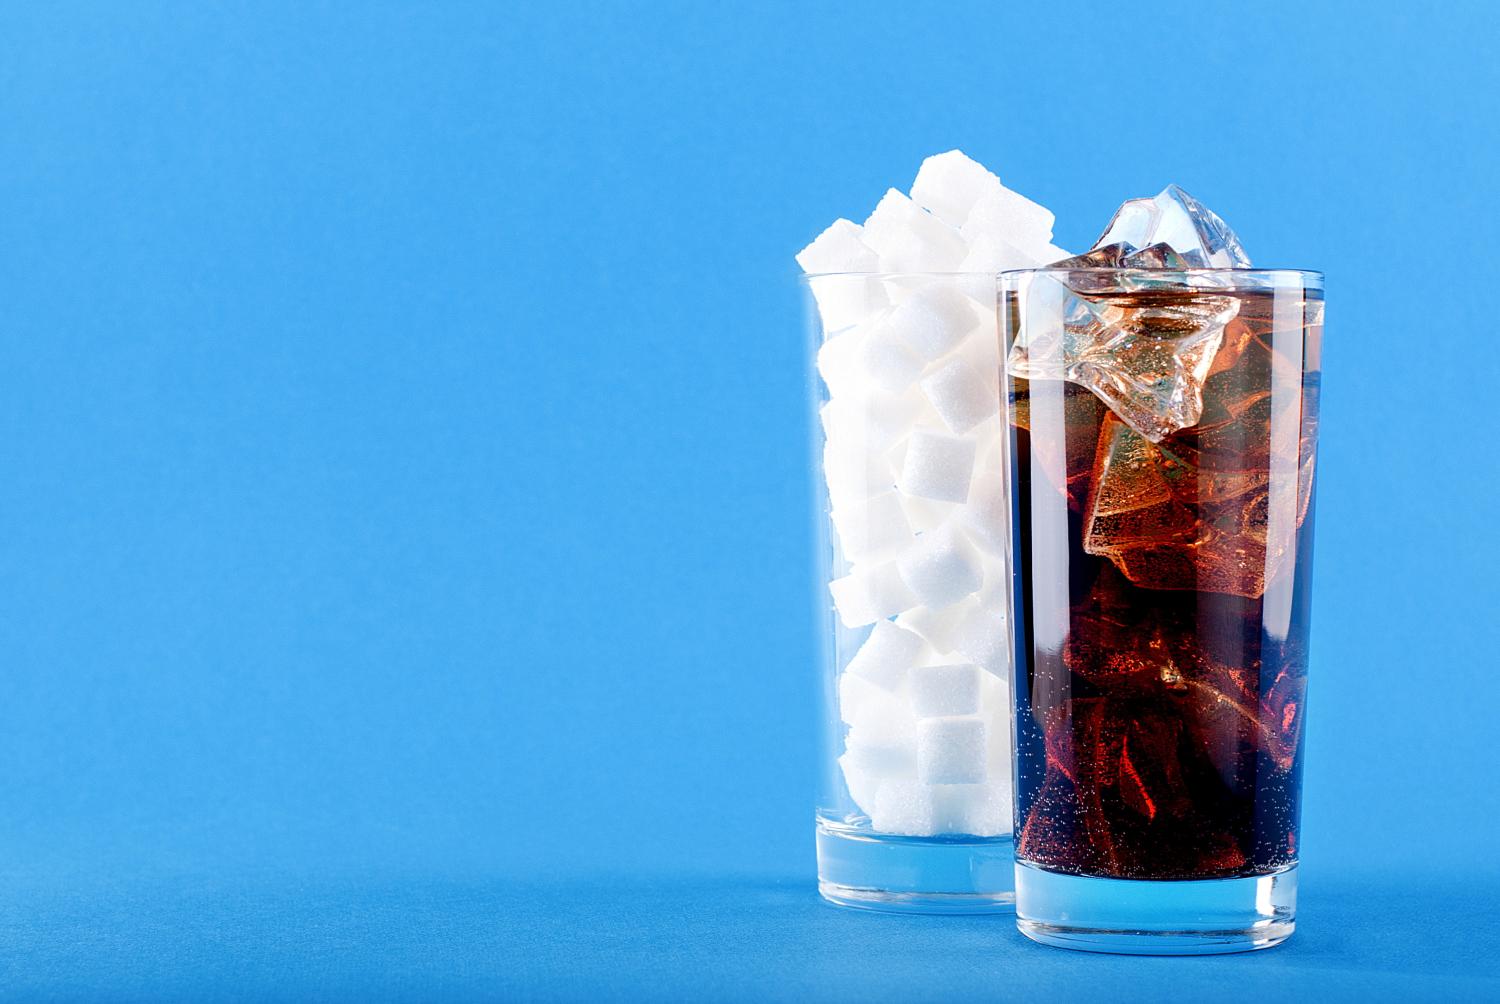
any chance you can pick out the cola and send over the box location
[1004,278,1323,881]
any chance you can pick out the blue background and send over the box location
[2,1,1497,998]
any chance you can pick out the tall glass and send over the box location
[1000,267,1323,953]
[804,273,1015,913]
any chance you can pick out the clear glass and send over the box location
[804,273,1015,914]
[1000,267,1323,952]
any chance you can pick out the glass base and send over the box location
[815,818,1015,915]
[1014,861,1297,955]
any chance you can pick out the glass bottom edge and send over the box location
[1014,860,1297,955]
[815,818,1015,915]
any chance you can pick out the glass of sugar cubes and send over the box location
[799,152,1067,913]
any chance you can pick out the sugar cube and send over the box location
[917,717,989,784]
[932,783,1010,837]
[887,283,981,361]
[897,524,984,608]
[856,322,926,392]
[862,189,967,272]
[844,620,924,691]
[819,389,921,454]
[829,561,914,627]
[920,355,997,435]
[961,187,1056,248]
[948,600,1009,677]
[909,150,1004,229]
[870,780,938,835]
[959,470,1009,555]
[898,429,976,504]
[909,663,982,718]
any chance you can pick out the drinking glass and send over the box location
[999,266,1323,953]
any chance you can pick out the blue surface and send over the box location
[1,1,1497,997]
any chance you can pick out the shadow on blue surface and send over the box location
[4,868,1497,999]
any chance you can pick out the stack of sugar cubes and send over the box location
[797,151,1067,837]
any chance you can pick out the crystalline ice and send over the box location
[1006,271,1241,442]
[1092,185,1251,269]
[917,717,988,784]
[844,620,925,691]
[909,663,982,718]
[898,429,976,503]
[862,189,968,272]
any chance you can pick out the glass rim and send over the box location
[801,268,1323,281]
[1000,266,1322,281]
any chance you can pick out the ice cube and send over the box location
[862,189,968,272]
[909,150,1004,229]
[1091,185,1251,269]
[1005,271,1241,442]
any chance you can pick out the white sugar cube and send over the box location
[830,490,913,564]
[920,355,997,434]
[797,219,879,273]
[917,717,989,784]
[898,492,957,534]
[1037,242,1073,263]
[910,663,982,718]
[870,780,938,835]
[862,189,967,272]
[899,429,976,503]
[894,602,968,656]
[959,232,1043,274]
[949,600,1009,677]
[897,524,984,609]
[822,441,894,511]
[856,322,926,392]
[910,150,1004,229]
[829,561,914,627]
[961,187,1056,247]
[887,283,981,361]
[845,620,925,691]
[807,274,889,334]
[819,389,920,454]
[838,753,884,814]
[958,470,1009,555]
[932,783,1010,836]
[815,328,868,397]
